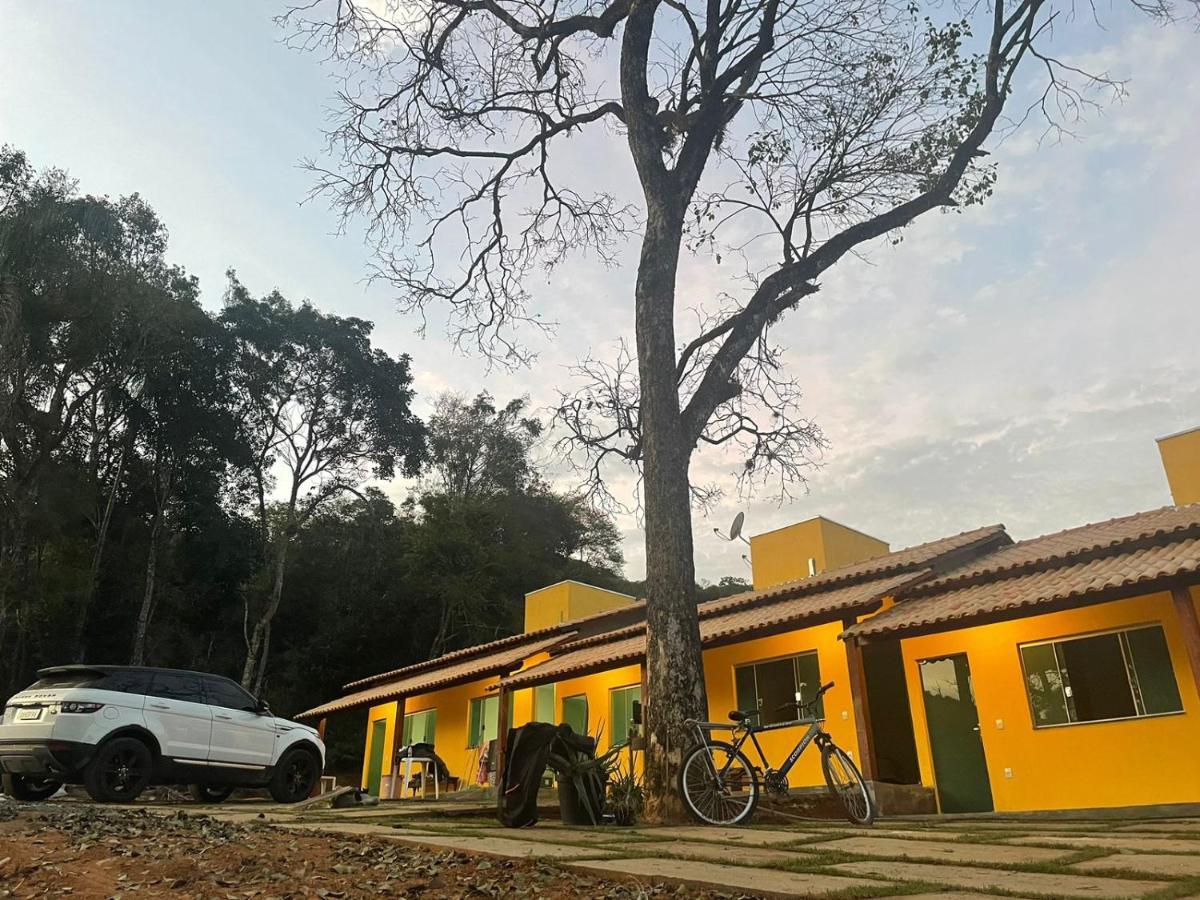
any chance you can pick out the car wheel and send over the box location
[2,773,63,802]
[268,748,321,803]
[83,737,153,803]
[189,783,235,804]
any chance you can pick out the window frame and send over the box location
[733,649,824,726]
[532,683,556,724]
[1017,622,1185,730]
[401,707,438,747]
[608,683,642,747]
[562,693,589,736]
[466,694,512,749]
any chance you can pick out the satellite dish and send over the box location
[729,512,745,542]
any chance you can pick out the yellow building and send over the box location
[300,430,1200,816]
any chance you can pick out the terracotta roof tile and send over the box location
[297,632,571,720]
[501,571,923,689]
[916,504,1200,594]
[848,508,1200,639]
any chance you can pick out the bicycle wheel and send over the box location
[678,740,760,826]
[821,743,876,825]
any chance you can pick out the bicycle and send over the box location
[678,681,876,826]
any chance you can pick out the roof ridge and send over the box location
[906,506,1200,597]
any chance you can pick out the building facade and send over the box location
[300,431,1200,815]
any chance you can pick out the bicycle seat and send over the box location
[728,710,751,722]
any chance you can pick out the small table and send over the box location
[392,757,439,800]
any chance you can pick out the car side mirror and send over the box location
[255,698,271,715]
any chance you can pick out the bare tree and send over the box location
[282,0,1192,818]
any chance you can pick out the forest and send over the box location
[0,148,749,770]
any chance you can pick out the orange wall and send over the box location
[703,622,861,788]
[899,587,1200,812]
[750,518,889,589]
[1159,427,1200,506]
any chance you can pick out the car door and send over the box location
[143,671,214,764]
[203,676,277,770]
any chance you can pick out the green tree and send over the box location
[221,274,426,691]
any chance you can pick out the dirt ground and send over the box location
[0,803,730,899]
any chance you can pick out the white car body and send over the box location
[0,666,324,801]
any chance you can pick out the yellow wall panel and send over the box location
[899,588,1200,812]
[1159,427,1200,506]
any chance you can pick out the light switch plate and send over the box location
[995,718,1004,730]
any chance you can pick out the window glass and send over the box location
[1020,625,1183,727]
[30,670,108,690]
[102,670,155,695]
[1019,643,1070,726]
[533,684,556,723]
[734,666,757,717]
[734,651,822,726]
[468,696,500,748]
[148,671,206,704]
[1125,626,1183,715]
[204,677,258,711]
[1059,633,1136,722]
[609,685,641,746]
[562,695,588,735]
[402,709,437,746]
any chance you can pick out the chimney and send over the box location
[1158,426,1200,507]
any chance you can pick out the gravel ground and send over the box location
[0,801,738,899]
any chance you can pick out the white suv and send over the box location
[0,665,325,804]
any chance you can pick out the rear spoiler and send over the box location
[35,665,110,679]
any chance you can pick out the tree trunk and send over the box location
[636,200,708,823]
[241,533,290,689]
[74,436,131,662]
[130,510,162,666]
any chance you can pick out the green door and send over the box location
[919,654,994,813]
[366,719,387,797]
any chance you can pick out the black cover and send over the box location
[498,722,561,827]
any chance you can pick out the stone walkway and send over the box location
[179,801,1200,898]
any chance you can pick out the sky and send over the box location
[1,2,1196,583]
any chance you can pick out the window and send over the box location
[203,676,258,712]
[562,694,588,735]
[533,684,556,723]
[1020,624,1183,727]
[734,651,823,726]
[402,709,437,746]
[609,685,642,746]
[467,696,512,748]
[148,671,206,704]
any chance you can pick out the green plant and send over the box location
[607,769,644,827]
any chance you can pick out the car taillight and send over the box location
[59,701,104,714]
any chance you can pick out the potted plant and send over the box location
[607,769,644,826]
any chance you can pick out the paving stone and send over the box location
[616,840,808,865]
[822,835,1069,865]
[631,825,812,846]
[1115,822,1200,833]
[1076,852,1200,877]
[386,832,615,859]
[896,894,1036,900]
[462,826,636,845]
[570,857,883,898]
[867,828,968,840]
[833,860,1165,898]
[1008,834,1200,853]
[276,821,440,838]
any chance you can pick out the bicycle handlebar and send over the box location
[772,681,836,714]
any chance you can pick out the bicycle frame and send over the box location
[689,712,830,783]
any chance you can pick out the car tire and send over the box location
[189,783,235,804]
[268,747,321,803]
[2,773,63,802]
[83,736,153,803]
